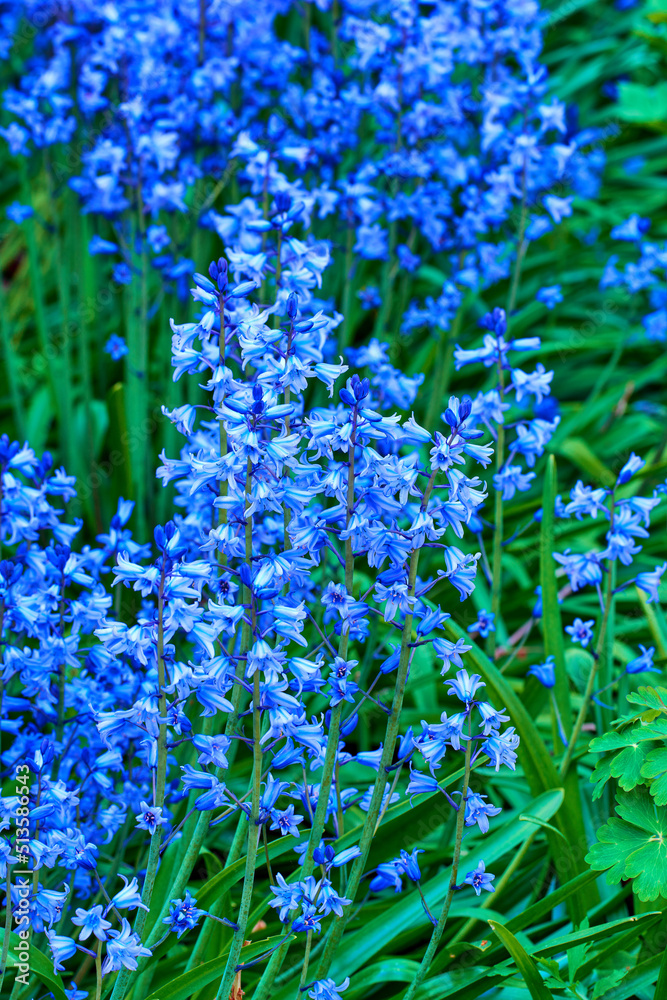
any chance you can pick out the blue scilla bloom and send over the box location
[369,861,403,893]
[46,930,78,973]
[481,728,520,771]
[463,861,495,896]
[536,285,563,309]
[71,905,111,942]
[112,262,133,285]
[553,550,603,592]
[406,767,440,802]
[102,919,152,974]
[494,464,535,501]
[565,618,595,648]
[528,656,556,688]
[626,645,657,675]
[446,668,485,706]
[396,848,425,882]
[467,609,495,638]
[635,563,667,603]
[108,875,148,914]
[308,977,350,1000]
[463,792,502,834]
[616,452,645,486]
[611,214,651,241]
[88,235,118,255]
[104,334,129,361]
[6,201,33,224]
[162,890,205,938]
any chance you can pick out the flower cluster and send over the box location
[1,0,599,339]
[0,200,517,998]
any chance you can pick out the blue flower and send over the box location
[396,848,425,882]
[635,563,667,603]
[102,919,152,973]
[104,334,129,360]
[565,618,595,648]
[463,860,495,896]
[611,214,651,241]
[71,905,111,941]
[617,453,645,486]
[625,645,657,675]
[536,285,563,309]
[162,891,205,938]
[467,609,495,638]
[6,201,34,224]
[308,977,350,1000]
[527,656,556,688]
[88,235,119,255]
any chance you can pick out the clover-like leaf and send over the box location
[586,787,667,901]
[626,686,667,716]
[588,728,658,799]
[641,747,667,806]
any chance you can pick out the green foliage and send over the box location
[4,1,667,998]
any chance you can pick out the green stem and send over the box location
[338,226,355,355]
[185,814,247,974]
[214,463,262,1000]
[0,278,25,440]
[18,158,60,429]
[95,939,103,1000]
[448,829,538,946]
[254,410,359,1000]
[559,510,616,778]
[487,421,505,661]
[110,564,168,1000]
[312,475,436,982]
[424,300,466,434]
[296,929,313,999]
[404,719,473,1000]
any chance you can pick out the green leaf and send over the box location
[487,920,553,1000]
[142,935,289,1000]
[443,620,598,917]
[593,969,628,998]
[642,746,667,805]
[586,787,667,901]
[0,929,69,1000]
[554,437,615,490]
[627,686,667,715]
[197,837,296,907]
[290,791,565,993]
[505,870,599,936]
[617,82,667,129]
[589,728,658,797]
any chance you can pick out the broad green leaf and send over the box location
[617,82,667,129]
[589,727,658,797]
[627,685,667,715]
[197,836,296,907]
[0,929,69,1000]
[142,934,288,1000]
[554,437,614,490]
[346,959,420,998]
[260,792,566,1000]
[531,911,660,957]
[487,920,553,1000]
[586,787,667,900]
[641,746,667,805]
[505,870,599,935]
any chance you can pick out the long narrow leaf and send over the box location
[487,920,553,1000]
